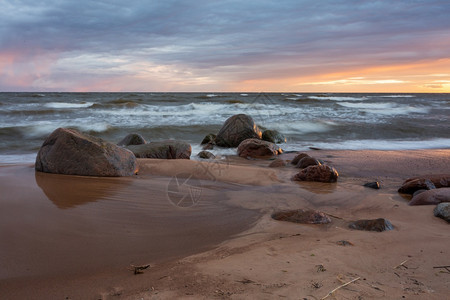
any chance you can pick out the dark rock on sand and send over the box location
[291,153,310,165]
[127,140,191,159]
[272,209,331,224]
[262,130,286,144]
[200,133,216,145]
[292,165,339,183]
[434,203,450,222]
[35,128,138,177]
[408,188,450,206]
[398,174,450,194]
[268,158,287,168]
[197,150,215,159]
[296,156,321,169]
[363,181,381,189]
[117,133,146,146]
[237,138,282,158]
[215,114,262,147]
[348,218,394,232]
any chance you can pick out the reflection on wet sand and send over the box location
[35,171,131,209]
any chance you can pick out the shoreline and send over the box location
[0,149,449,299]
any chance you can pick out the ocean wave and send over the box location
[45,102,94,109]
[338,102,429,115]
[307,95,368,101]
[376,95,415,98]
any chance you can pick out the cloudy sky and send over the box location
[1,0,450,92]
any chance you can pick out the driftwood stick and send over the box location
[320,276,361,300]
[393,259,409,269]
[130,264,151,275]
[433,265,450,269]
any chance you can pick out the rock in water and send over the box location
[295,156,321,169]
[117,133,146,146]
[363,181,381,189]
[215,114,262,147]
[127,140,191,159]
[200,133,216,145]
[398,174,450,194]
[272,209,331,224]
[291,153,310,165]
[348,218,394,232]
[262,130,286,143]
[292,165,339,183]
[197,150,215,159]
[237,138,282,158]
[408,188,450,205]
[268,158,287,168]
[434,203,450,222]
[35,128,138,177]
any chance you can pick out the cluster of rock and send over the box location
[398,174,450,222]
[198,114,285,159]
[35,129,191,177]
[290,152,338,183]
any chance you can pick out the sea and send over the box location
[0,92,449,164]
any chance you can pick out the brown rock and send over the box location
[272,209,331,224]
[117,133,146,146]
[434,203,450,222]
[197,150,215,159]
[35,128,138,177]
[291,153,310,165]
[237,138,282,158]
[292,165,338,183]
[127,140,191,159]
[296,156,321,169]
[398,174,450,194]
[268,158,287,168]
[200,133,216,145]
[215,114,262,147]
[262,130,286,143]
[408,188,450,206]
[348,218,394,232]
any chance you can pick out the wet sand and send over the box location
[0,149,449,299]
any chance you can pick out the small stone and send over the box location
[295,156,321,169]
[348,218,394,232]
[237,138,282,158]
[434,203,450,222]
[409,188,450,206]
[291,153,310,165]
[200,133,216,145]
[117,133,146,146]
[268,158,287,168]
[363,181,380,189]
[272,209,331,224]
[197,150,215,159]
[292,165,339,183]
[262,130,286,143]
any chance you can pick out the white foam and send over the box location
[0,153,36,165]
[308,96,368,101]
[45,102,93,109]
[376,95,415,98]
[240,94,248,96]
[338,102,429,115]
[206,94,219,98]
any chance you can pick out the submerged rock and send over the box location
[215,114,262,147]
[117,133,146,146]
[35,128,138,177]
[272,209,331,224]
[398,174,450,194]
[197,150,215,159]
[434,203,450,222]
[127,140,191,159]
[237,138,282,158]
[268,158,287,168]
[408,188,450,206]
[295,156,321,169]
[262,130,286,144]
[363,181,381,189]
[291,153,310,165]
[348,218,394,232]
[292,165,338,183]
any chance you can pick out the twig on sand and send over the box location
[433,265,450,273]
[393,259,409,269]
[129,264,151,275]
[320,276,361,300]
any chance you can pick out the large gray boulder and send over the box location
[215,114,262,147]
[237,138,282,158]
[127,140,191,159]
[35,128,138,176]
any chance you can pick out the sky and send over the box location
[1,0,450,92]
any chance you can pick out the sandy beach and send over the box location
[1,149,449,299]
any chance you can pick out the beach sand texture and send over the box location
[0,149,449,299]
